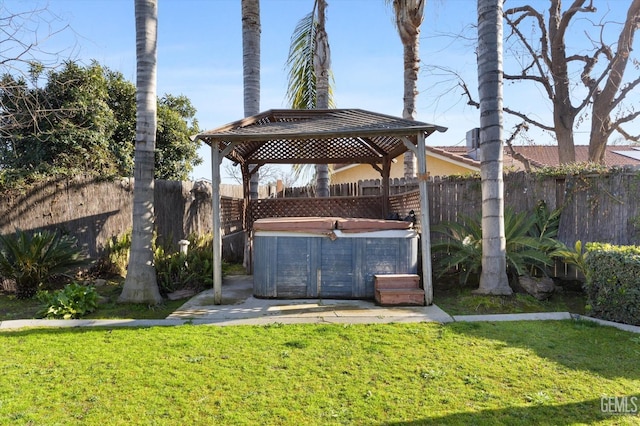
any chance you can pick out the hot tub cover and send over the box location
[253,217,413,234]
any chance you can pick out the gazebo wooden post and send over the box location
[205,139,240,305]
[416,132,433,305]
[402,134,433,305]
[381,157,391,218]
[241,163,253,274]
[211,142,223,305]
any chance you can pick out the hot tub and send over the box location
[252,217,418,299]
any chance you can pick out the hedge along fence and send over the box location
[0,176,243,260]
[584,243,640,326]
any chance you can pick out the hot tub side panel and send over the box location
[319,237,356,298]
[253,233,418,299]
[254,236,317,298]
[355,237,419,298]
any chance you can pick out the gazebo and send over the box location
[195,108,447,305]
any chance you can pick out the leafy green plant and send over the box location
[553,240,588,278]
[36,282,98,319]
[93,231,131,277]
[154,233,214,295]
[431,217,482,285]
[431,209,553,285]
[0,229,87,299]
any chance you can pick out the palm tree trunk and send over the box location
[392,0,425,178]
[314,0,330,197]
[242,0,261,273]
[242,0,261,199]
[475,0,511,295]
[119,0,162,304]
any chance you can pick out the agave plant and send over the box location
[0,229,87,299]
[431,208,554,286]
[431,216,483,285]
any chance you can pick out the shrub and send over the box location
[0,229,87,299]
[155,233,214,296]
[94,231,227,295]
[37,282,98,319]
[92,231,131,277]
[583,243,640,326]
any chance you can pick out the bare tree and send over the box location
[224,162,292,186]
[501,0,640,163]
[444,1,640,164]
[0,3,72,151]
[585,0,640,162]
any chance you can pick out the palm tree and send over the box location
[389,0,425,179]
[475,0,511,295]
[285,0,334,196]
[242,0,261,200]
[119,0,163,304]
[241,0,261,273]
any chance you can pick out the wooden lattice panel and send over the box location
[246,137,380,163]
[389,190,422,232]
[248,196,384,230]
[220,197,244,234]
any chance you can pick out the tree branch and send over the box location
[460,80,554,132]
[504,122,532,172]
[504,107,555,131]
[610,76,640,113]
[614,124,640,142]
[503,10,554,98]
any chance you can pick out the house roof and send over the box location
[195,109,447,166]
[333,144,640,176]
[424,145,640,169]
[509,145,640,167]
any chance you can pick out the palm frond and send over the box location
[285,12,317,109]
[284,7,336,110]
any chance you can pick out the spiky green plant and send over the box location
[431,209,554,285]
[431,217,483,285]
[0,229,87,299]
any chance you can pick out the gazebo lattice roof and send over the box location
[196,108,447,166]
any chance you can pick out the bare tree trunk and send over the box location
[119,0,162,304]
[476,0,511,295]
[588,0,640,163]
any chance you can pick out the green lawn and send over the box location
[1,321,638,425]
[434,284,587,316]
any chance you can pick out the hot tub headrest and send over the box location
[253,217,340,233]
[335,218,413,232]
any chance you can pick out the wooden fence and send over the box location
[1,171,639,261]
[0,177,243,259]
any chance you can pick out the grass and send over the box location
[434,280,587,316]
[0,262,248,321]
[1,321,638,424]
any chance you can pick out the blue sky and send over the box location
[9,0,639,182]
